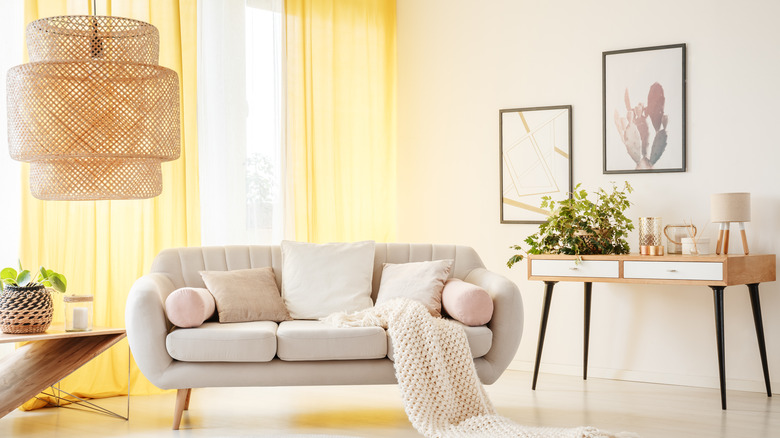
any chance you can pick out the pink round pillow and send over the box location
[441,279,494,326]
[165,287,216,328]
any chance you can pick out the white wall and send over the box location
[396,0,780,393]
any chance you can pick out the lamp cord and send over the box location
[89,1,102,58]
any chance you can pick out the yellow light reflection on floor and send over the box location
[294,408,409,428]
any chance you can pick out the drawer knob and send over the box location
[667,269,678,273]
[569,267,579,271]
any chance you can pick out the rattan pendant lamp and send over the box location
[6,9,180,200]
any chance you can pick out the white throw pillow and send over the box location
[281,240,376,319]
[375,259,453,317]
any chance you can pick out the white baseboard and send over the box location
[508,359,776,394]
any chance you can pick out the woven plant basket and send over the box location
[0,285,53,334]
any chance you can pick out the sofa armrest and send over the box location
[126,272,176,387]
[464,267,523,384]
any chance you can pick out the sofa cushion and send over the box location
[387,321,492,362]
[442,279,494,326]
[166,321,278,362]
[375,259,453,317]
[276,320,387,361]
[281,240,376,319]
[200,267,291,323]
[164,287,216,328]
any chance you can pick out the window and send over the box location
[198,0,285,245]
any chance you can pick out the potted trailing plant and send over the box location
[0,264,67,334]
[507,182,634,268]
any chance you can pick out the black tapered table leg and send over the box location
[711,286,727,410]
[747,283,772,397]
[532,281,557,390]
[583,282,592,381]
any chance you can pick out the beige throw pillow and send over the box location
[281,240,376,319]
[200,267,291,323]
[375,259,453,317]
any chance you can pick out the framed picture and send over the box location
[500,105,572,224]
[603,43,686,174]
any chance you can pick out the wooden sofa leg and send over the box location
[173,388,191,430]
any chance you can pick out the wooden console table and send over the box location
[527,253,776,409]
[0,326,126,419]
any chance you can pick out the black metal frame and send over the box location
[602,43,687,174]
[499,105,573,224]
[533,281,772,410]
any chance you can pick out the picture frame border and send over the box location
[499,104,573,224]
[602,43,687,174]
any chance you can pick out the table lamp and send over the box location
[711,192,750,255]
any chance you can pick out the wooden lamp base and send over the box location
[715,222,749,255]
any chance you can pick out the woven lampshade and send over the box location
[6,15,180,200]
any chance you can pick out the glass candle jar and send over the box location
[638,217,664,255]
[64,295,93,332]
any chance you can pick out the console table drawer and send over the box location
[623,261,723,281]
[531,260,619,278]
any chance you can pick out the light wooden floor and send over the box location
[1,370,777,437]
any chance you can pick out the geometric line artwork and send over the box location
[500,105,572,224]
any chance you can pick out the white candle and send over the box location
[73,307,89,331]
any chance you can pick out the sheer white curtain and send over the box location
[0,1,23,267]
[198,0,286,245]
[0,0,23,358]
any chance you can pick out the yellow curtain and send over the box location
[285,0,397,243]
[19,0,199,409]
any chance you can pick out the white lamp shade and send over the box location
[710,192,751,223]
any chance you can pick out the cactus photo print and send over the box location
[603,44,686,173]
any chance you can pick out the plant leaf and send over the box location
[506,254,524,268]
[1,268,17,283]
[49,274,67,293]
[17,270,32,287]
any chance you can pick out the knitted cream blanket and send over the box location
[323,298,637,438]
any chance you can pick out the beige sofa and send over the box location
[126,243,524,429]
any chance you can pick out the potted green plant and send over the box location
[507,182,634,268]
[0,264,67,334]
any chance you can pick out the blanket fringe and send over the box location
[441,415,639,438]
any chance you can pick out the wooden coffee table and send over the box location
[0,325,126,418]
